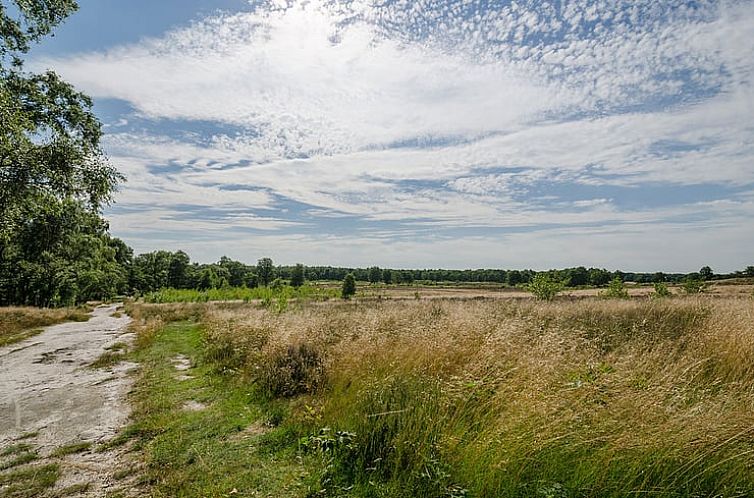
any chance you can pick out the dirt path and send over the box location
[0,304,140,496]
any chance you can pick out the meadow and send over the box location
[119,292,754,497]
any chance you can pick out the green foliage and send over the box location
[652,282,672,298]
[682,277,709,294]
[368,266,382,284]
[600,277,630,299]
[527,273,565,301]
[699,266,714,281]
[142,284,338,304]
[290,263,305,288]
[342,273,357,299]
[383,268,393,285]
[122,322,305,497]
[0,0,126,307]
[257,257,275,286]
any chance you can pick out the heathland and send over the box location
[101,290,754,498]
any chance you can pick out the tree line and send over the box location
[2,2,752,307]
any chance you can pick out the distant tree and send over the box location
[600,277,629,299]
[383,269,393,285]
[653,272,666,283]
[526,273,565,301]
[588,268,612,287]
[290,263,305,288]
[368,266,382,284]
[568,266,589,287]
[699,266,714,281]
[401,270,414,285]
[219,256,248,287]
[652,282,672,299]
[244,273,259,288]
[198,268,219,290]
[745,266,754,277]
[682,277,708,294]
[168,251,190,289]
[507,270,523,286]
[342,273,356,299]
[257,257,275,286]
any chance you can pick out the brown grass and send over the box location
[190,295,754,495]
[0,307,91,347]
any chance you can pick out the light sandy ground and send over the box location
[0,304,141,496]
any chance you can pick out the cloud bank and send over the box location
[34,0,754,271]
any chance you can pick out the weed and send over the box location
[88,351,126,369]
[0,444,33,457]
[51,442,92,457]
[0,463,59,497]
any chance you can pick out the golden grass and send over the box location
[190,296,754,496]
[0,306,91,347]
[121,295,754,495]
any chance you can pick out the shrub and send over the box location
[257,342,326,397]
[342,273,357,300]
[682,277,709,294]
[600,277,629,299]
[526,273,565,301]
[652,282,672,298]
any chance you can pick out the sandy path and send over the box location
[0,304,140,496]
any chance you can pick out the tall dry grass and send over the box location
[195,297,754,496]
[0,306,91,347]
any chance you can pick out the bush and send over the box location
[600,277,629,299]
[527,274,565,301]
[342,274,357,300]
[257,343,326,397]
[682,278,709,294]
[652,282,672,298]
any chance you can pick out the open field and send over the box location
[139,281,754,304]
[0,307,91,348]
[118,293,754,497]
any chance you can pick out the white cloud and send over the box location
[29,0,754,269]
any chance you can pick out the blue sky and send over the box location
[28,0,754,271]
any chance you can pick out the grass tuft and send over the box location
[51,442,92,458]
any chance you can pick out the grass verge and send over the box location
[117,320,310,496]
[0,307,91,347]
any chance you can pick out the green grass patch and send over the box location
[120,321,310,497]
[0,444,33,457]
[0,452,38,471]
[54,482,91,496]
[0,463,59,497]
[51,442,91,457]
[88,351,126,369]
[142,284,338,304]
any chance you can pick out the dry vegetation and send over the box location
[125,295,754,496]
[0,307,91,347]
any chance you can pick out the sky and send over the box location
[26,0,754,271]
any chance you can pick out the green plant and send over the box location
[600,277,629,299]
[682,277,709,294]
[527,273,566,301]
[342,273,357,300]
[652,282,672,298]
[257,343,326,397]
